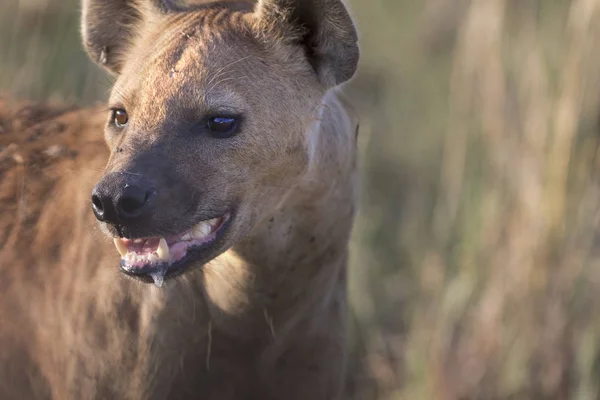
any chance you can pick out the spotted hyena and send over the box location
[0,0,359,398]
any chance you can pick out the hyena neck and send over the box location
[199,90,358,339]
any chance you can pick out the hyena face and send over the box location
[84,0,359,284]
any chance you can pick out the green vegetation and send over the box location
[3,0,600,398]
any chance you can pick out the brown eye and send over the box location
[112,109,129,128]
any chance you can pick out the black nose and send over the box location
[91,173,155,224]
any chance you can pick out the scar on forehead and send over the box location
[169,29,199,78]
[168,35,209,78]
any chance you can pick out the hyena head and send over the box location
[83,0,359,284]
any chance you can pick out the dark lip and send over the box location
[118,211,234,283]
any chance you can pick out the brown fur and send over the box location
[0,0,359,398]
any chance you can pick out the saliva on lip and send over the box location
[149,265,169,288]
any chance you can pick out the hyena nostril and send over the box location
[91,193,104,213]
[92,173,156,224]
[117,185,152,218]
[91,192,106,220]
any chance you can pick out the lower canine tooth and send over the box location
[114,239,128,257]
[156,237,170,261]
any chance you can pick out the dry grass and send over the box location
[347,0,600,399]
[3,0,600,398]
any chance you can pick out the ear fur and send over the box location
[81,0,183,74]
[255,0,359,88]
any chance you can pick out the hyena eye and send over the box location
[112,109,129,128]
[206,116,240,139]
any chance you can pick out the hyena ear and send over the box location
[81,0,183,74]
[255,0,359,88]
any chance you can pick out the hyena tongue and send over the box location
[150,266,168,288]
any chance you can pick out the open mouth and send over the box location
[114,212,231,287]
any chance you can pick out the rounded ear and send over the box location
[81,0,183,74]
[255,0,359,88]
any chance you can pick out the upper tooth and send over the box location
[181,232,193,241]
[114,239,128,257]
[207,218,218,226]
[156,237,170,261]
[193,222,211,238]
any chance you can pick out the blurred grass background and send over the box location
[3,0,600,399]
